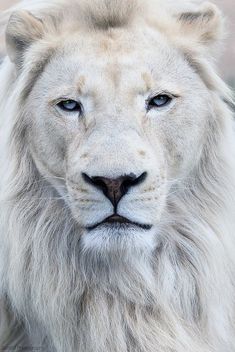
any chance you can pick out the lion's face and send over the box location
[26,27,209,253]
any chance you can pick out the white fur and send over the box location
[0,0,235,351]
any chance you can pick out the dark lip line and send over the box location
[86,215,152,231]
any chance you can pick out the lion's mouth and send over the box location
[87,215,152,231]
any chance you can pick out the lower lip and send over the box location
[87,221,152,231]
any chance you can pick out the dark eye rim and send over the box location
[57,99,83,114]
[146,93,173,111]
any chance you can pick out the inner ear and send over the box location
[177,2,223,46]
[6,10,44,66]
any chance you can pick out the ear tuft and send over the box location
[177,2,224,47]
[6,10,44,66]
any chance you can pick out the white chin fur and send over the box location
[80,224,157,255]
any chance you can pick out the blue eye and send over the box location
[148,94,172,109]
[57,100,82,113]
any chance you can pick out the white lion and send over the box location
[0,0,234,351]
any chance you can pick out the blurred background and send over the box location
[0,0,234,89]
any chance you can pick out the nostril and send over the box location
[90,176,108,193]
[81,172,94,186]
[122,172,147,189]
[131,171,147,186]
[138,171,147,183]
[82,173,107,193]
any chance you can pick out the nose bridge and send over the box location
[87,124,146,174]
[97,111,143,149]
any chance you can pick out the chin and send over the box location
[80,222,157,256]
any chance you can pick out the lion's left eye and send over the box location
[147,94,172,109]
[57,100,82,113]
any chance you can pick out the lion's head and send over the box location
[4,0,228,254]
[0,1,235,351]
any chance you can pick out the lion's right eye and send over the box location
[57,100,82,113]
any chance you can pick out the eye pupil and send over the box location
[57,100,81,112]
[148,94,171,109]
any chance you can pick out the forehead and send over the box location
[40,27,192,95]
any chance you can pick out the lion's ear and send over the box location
[177,2,224,54]
[6,10,44,66]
